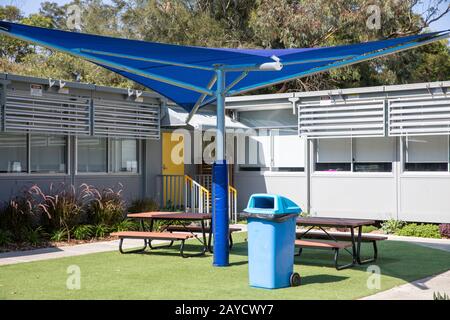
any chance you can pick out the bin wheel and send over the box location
[290,272,301,287]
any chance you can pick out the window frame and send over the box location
[238,127,306,175]
[313,137,395,175]
[402,135,450,174]
[0,133,69,176]
[75,136,141,176]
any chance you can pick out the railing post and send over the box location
[184,176,188,213]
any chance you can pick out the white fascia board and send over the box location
[226,92,294,102]
[226,80,450,111]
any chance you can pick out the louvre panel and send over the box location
[93,99,160,139]
[4,90,90,135]
[298,99,385,138]
[388,96,450,136]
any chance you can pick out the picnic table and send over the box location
[296,217,385,269]
[127,212,212,256]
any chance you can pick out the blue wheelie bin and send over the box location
[243,194,302,289]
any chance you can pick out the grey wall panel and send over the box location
[144,138,162,200]
[399,177,450,223]
[234,173,308,211]
[74,175,142,204]
[0,176,71,202]
[310,175,397,220]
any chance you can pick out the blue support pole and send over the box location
[213,68,229,267]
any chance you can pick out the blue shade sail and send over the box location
[0,21,448,112]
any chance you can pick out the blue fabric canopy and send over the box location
[0,21,448,112]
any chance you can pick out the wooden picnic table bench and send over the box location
[110,231,205,258]
[296,230,387,268]
[296,217,380,270]
[165,225,242,251]
[126,212,212,257]
[295,239,354,270]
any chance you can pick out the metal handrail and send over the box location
[185,175,210,214]
[228,185,238,224]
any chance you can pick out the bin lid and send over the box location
[244,193,302,215]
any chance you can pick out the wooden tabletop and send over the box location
[296,217,375,228]
[127,211,183,219]
[127,212,212,220]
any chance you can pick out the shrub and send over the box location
[31,184,90,241]
[0,229,13,246]
[362,225,378,233]
[114,219,140,232]
[396,223,441,238]
[88,185,125,227]
[50,229,68,242]
[381,219,405,234]
[24,226,46,246]
[73,225,95,240]
[439,224,450,238]
[127,198,159,213]
[93,224,111,238]
[0,194,35,241]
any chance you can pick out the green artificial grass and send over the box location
[1,233,449,300]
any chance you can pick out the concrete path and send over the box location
[362,270,450,300]
[0,238,149,266]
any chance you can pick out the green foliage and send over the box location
[114,219,140,232]
[0,229,13,246]
[433,292,450,300]
[396,223,441,239]
[362,225,378,233]
[24,226,46,246]
[73,225,95,240]
[93,224,111,239]
[127,198,159,214]
[87,185,125,226]
[381,219,405,234]
[50,229,68,242]
[299,212,310,218]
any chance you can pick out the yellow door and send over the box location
[162,132,184,208]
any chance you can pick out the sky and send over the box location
[1,0,449,32]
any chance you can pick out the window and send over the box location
[239,131,270,171]
[77,137,140,174]
[316,138,351,172]
[0,134,27,173]
[110,139,138,173]
[239,129,305,172]
[273,130,304,172]
[30,135,67,173]
[405,136,449,172]
[77,137,108,173]
[353,137,394,172]
[315,137,395,173]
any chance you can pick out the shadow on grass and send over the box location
[300,274,349,285]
